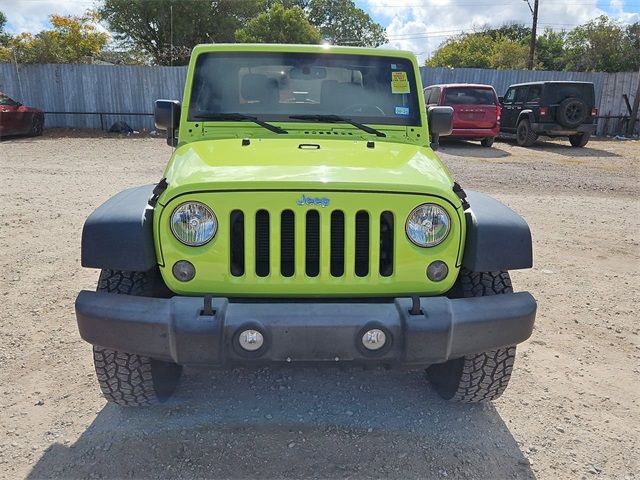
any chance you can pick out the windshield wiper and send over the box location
[194,113,288,134]
[289,114,386,137]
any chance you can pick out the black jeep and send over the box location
[499,81,597,147]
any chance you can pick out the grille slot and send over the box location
[305,210,320,277]
[355,210,370,277]
[280,210,295,277]
[255,210,270,277]
[230,210,245,277]
[379,211,394,277]
[330,211,345,277]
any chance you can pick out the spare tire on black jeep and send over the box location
[557,97,588,128]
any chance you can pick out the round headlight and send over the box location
[170,202,217,246]
[406,204,451,247]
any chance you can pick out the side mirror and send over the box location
[154,99,181,147]
[498,96,504,104]
[427,106,453,150]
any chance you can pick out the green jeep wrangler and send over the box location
[75,44,537,407]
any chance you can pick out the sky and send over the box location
[1,0,639,62]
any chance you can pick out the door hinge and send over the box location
[453,181,470,210]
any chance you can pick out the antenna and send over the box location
[170,4,177,152]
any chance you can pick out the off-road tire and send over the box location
[92,269,182,406]
[516,119,537,147]
[569,132,590,147]
[480,137,495,147]
[29,115,44,136]
[557,97,587,128]
[427,269,517,403]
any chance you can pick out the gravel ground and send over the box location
[0,130,638,479]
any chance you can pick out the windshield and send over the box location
[188,52,421,126]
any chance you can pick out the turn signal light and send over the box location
[591,107,598,117]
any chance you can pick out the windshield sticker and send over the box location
[391,63,399,70]
[395,106,410,116]
[391,71,410,94]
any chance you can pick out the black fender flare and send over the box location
[462,191,533,272]
[517,109,535,125]
[81,185,157,272]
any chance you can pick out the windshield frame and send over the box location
[186,51,422,128]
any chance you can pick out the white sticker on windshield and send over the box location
[395,106,410,116]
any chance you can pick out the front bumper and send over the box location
[75,291,536,367]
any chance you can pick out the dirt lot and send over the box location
[0,130,638,479]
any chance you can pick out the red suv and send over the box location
[0,92,44,137]
[423,84,500,147]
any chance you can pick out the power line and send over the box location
[384,23,583,40]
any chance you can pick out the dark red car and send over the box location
[0,92,44,137]
[423,83,501,147]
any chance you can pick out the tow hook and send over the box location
[201,294,215,316]
[409,295,423,315]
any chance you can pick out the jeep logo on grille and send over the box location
[296,194,330,208]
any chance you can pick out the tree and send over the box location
[565,16,638,72]
[0,11,11,46]
[483,23,531,43]
[489,37,530,69]
[235,4,321,44]
[0,11,108,64]
[99,0,264,65]
[306,0,387,47]
[536,28,568,71]
[426,18,639,72]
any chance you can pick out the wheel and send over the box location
[480,137,495,147]
[92,269,182,406]
[569,132,590,147]
[516,119,537,147]
[557,98,587,128]
[29,115,44,136]
[427,269,517,403]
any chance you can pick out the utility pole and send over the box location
[525,0,539,70]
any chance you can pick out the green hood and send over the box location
[160,138,458,205]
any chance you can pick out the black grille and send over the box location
[228,206,393,278]
[230,210,245,277]
[255,210,270,277]
[305,210,320,277]
[330,211,345,277]
[379,211,394,277]
[280,210,295,277]
[355,210,369,277]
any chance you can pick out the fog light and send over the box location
[172,260,195,282]
[238,329,264,351]
[427,260,448,282]
[362,329,386,350]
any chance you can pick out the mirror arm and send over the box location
[430,133,440,151]
[166,128,178,147]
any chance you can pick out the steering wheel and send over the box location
[340,104,385,116]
